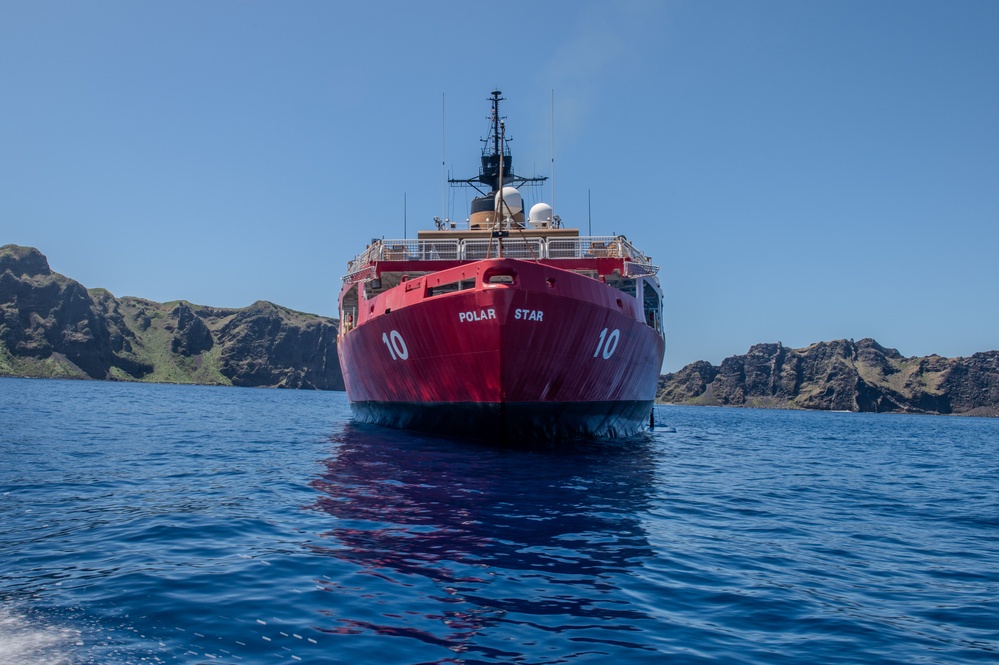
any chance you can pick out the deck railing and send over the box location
[343,235,658,283]
[462,238,545,261]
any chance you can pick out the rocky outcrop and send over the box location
[216,301,342,389]
[938,352,999,416]
[0,245,51,278]
[658,338,999,416]
[168,302,214,357]
[656,360,718,404]
[0,246,147,380]
[1,244,344,390]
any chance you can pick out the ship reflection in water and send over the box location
[306,423,661,661]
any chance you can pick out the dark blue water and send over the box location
[1,378,997,664]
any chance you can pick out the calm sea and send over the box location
[1,378,997,665]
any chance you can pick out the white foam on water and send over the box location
[0,606,77,665]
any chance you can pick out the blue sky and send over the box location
[2,1,997,372]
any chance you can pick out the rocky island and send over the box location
[658,339,999,417]
[0,244,343,389]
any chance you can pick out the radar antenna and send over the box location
[448,90,547,196]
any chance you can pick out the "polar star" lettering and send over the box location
[514,309,544,322]
[458,308,497,322]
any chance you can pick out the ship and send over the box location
[336,91,665,441]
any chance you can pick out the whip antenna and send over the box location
[441,92,446,225]
[551,89,556,220]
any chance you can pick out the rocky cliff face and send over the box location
[214,301,343,389]
[0,245,141,380]
[658,338,999,416]
[1,245,344,389]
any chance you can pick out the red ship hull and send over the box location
[337,258,664,441]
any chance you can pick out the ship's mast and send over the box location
[491,91,502,176]
[497,119,505,229]
[448,90,547,196]
[483,90,507,194]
